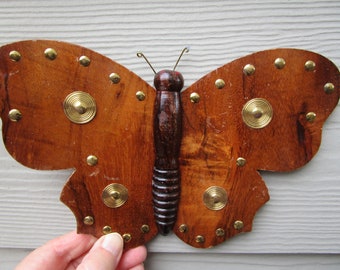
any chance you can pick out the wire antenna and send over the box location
[137,52,156,74]
[173,47,189,71]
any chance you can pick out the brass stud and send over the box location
[9,50,21,61]
[215,79,225,89]
[216,228,225,237]
[141,224,150,233]
[178,224,188,233]
[274,58,286,69]
[242,98,273,129]
[324,82,335,94]
[109,73,121,84]
[123,233,132,243]
[44,48,57,60]
[306,112,316,122]
[102,183,128,208]
[8,109,22,122]
[63,91,96,124]
[86,155,98,166]
[236,157,246,167]
[203,186,228,211]
[83,216,94,225]
[195,235,205,243]
[243,64,255,76]
[79,55,91,66]
[234,220,244,230]
[190,92,200,103]
[102,225,112,235]
[136,91,146,101]
[305,60,316,71]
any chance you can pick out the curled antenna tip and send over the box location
[173,47,190,71]
[136,51,156,74]
[136,52,143,58]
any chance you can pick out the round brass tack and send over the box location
[236,157,246,167]
[190,92,200,103]
[123,233,132,243]
[79,55,91,66]
[203,186,228,211]
[8,109,22,122]
[195,235,205,243]
[63,91,96,124]
[102,183,128,208]
[324,82,335,94]
[83,216,94,225]
[215,79,225,89]
[306,112,316,122]
[216,228,225,237]
[234,220,244,230]
[44,48,57,60]
[178,224,188,233]
[242,98,273,129]
[109,73,121,84]
[141,224,150,233]
[243,64,255,76]
[9,50,21,62]
[305,60,316,71]
[86,155,98,166]
[102,225,112,235]
[136,91,146,101]
[274,57,286,69]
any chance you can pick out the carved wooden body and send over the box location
[0,40,339,249]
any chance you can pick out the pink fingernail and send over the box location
[101,233,123,256]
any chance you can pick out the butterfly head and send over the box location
[154,69,184,92]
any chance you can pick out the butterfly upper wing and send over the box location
[0,40,158,248]
[176,49,339,248]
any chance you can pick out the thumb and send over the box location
[77,233,123,270]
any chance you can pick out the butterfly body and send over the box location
[0,40,339,249]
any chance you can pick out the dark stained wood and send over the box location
[0,41,339,249]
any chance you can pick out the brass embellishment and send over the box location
[9,50,21,61]
[123,233,132,243]
[305,60,316,71]
[242,98,273,129]
[86,155,98,166]
[215,79,225,89]
[243,64,255,76]
[274,58,286,69]
[216,228,225,237]
[136,91,146,101]
[141,224,150,233]
[44,48,57,60]
[83,216,94,225]
[234,220,244,230]
[190,92,200,103]
[203,186,228,211]
[79,55,91,66]
[306,112,316,122]
[102,225,112,234]
[102,183,128,208]
[324,82,335,94]
[63,91,96,124]
[109,73,121,84]
[178,224,188,233]
[195,235,205,243]
[8,109,22,122]
[236,157,246,167]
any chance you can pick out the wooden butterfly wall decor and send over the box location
[0,40,339,249]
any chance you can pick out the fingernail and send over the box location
[101,232,123,256]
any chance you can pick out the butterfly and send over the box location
[0,40,339,249]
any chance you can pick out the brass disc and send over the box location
[63,91,96,124]
[203,186,228,211]
[102,183,128,208]
[242,98,273,129]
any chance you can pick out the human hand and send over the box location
[15,231,147,270]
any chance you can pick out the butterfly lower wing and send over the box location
[177,49,339,248]
[0,40,157,248]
